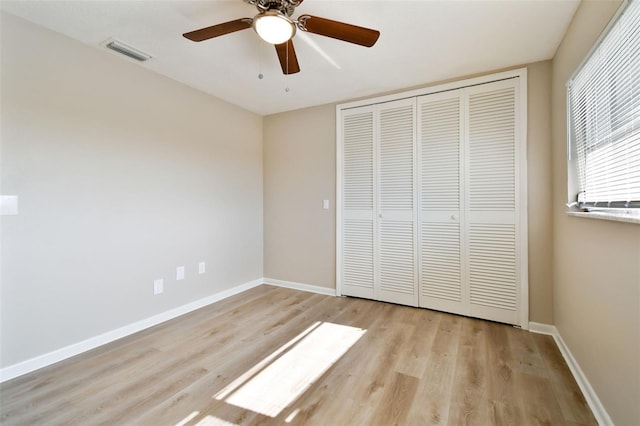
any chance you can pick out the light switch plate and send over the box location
[0,195,18,215]
[323,199,329,210]
[198,261,206,274]
[176,266,185,280]
[153,279,164,295]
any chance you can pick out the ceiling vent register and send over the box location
[105,39,152,62]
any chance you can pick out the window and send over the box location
[567,0,640,214]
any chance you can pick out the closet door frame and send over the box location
[337,68,528,328]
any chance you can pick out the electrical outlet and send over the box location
[176,266,185,280]
[153,279,163,295]
[198,261,206,274]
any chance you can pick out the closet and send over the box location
[337,71,527,327]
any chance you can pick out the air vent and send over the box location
[105,39,152,62]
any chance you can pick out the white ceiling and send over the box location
[1,0,579,116]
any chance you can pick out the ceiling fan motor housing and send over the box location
[244,0,302,17]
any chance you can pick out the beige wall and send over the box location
[0,13,264,367]
[263,62,555,323]
[526,61,554,324]
[263,105,336,288]
[550,1,640,424]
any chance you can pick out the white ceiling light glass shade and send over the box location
[253,11,296,45]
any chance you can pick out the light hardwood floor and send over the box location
[1,285,596,425]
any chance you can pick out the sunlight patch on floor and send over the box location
[194,415,237,426]
[285,408,301,423]
[175,410,200,426]
[215,321,366,417]
[215,322,322,401]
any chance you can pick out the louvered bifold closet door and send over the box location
[417,90,467,315]
[340,107,375,299]
[466,79,521,325]
[376,98,418,306]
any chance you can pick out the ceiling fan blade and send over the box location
[297,15,380,47]
[183,18,252,42]
[275,40,300,75]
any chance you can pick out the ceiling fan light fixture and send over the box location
[253,11,296,44]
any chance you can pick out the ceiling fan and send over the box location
[183,0,380,75]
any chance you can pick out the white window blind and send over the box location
[568,0,640,209]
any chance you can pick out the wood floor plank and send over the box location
[506,325,549,376]
[0,285,597,426]
[0,345,160,418]
[371,372,420,425]
[484,323,524,425]
[447,317,493,425]
[531,333,597,425]
[513,370,568,425]
[405,311,460,425]
[333,304,420,425]
[394,308,441,379]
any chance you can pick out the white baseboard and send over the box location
[527,321,557,335]
[0,278,264,383]
[528,322,613,426]
[262,277,337,297]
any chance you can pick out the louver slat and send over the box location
[420,97,460,211]
[469,224,516,310]
[379,105,414,211]
[421,223,461,301]
[468,88,516,212]
[344,112,374,210]
[343,219,374,290]
[380,221,414,295]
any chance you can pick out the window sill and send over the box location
[566,210,640,225]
